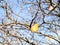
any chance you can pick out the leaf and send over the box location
[30,23,39,32]
[46,37,51,41]
[48,5,54,10]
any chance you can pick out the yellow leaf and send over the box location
[30,23,39,32]
[46,37,51,41]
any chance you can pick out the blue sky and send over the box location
[0,0,60,45]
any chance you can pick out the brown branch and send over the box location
[30,10,38,27]
[49,0,53,6]
[0,28,36,45]
[0,22,30,30]
[35,32,60,43]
